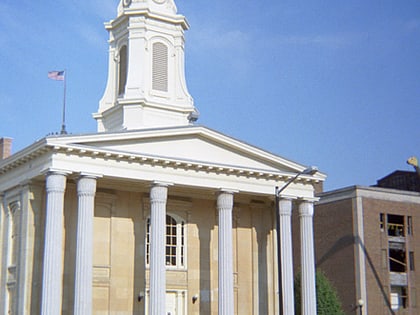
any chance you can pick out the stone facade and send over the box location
[0,169,322,314]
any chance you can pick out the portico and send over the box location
[0,1,325,314]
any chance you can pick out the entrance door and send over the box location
[145,290,186,315]
[166,292,177,315]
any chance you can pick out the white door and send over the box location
[145,290,186,315]
[166,292,177,315]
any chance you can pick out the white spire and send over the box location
[94,0,198,132]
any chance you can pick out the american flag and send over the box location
[48,70,65,81]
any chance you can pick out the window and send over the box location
[380,213,384,231]
[389,242,407,272]
[387,214,405,237]
[409,251,415,271]
[152,42,168,92]
[118,45,128,96]
[408,216,413,235]
[391,286,408,310]
[146,214,185,268]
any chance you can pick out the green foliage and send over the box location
[294,270,345,315]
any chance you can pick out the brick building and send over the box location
[315,184,420,315]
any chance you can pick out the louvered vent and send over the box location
[152,42,168,92]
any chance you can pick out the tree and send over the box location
[294,270,345,315]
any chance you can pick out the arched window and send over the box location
[118,45,128,96]
[152,42,168,92]
[146,214,185,268]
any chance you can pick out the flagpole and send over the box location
[60,70,67,134]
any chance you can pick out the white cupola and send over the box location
[94,0,198,132]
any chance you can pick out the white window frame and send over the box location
[146,213,186,270]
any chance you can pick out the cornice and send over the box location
[46,125,325,179]
[108,9,189,31]
[49,142,321,185]
[0,140,319,187]
[0,126,325,189]
[316,185,420,205]
[0,140,52,175]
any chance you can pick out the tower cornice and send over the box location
[107,9,189,31]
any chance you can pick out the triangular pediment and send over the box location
[50,126,305,175]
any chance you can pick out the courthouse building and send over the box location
[0,1,325,314]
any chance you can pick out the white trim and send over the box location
[353,196,367,315]
[317,186,420,205]
[145,212,187,270]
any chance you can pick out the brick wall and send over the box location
[314,198,356,314]
[0,137,12,159]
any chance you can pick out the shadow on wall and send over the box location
[317,235,396,315]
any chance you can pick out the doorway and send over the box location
[145,290,187,315]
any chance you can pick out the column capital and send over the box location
[217,190,235,210]
[277,194,295,200]
[45,172,68,194]
[151,181,173,188]
[9,200,21,213]
[298,199,314,217]
[78,172,103,179]
[77,176,97,197]
[218,188,238,194]
[278,197,293,216]
[297,197,319,203]
[150,183,169,203]
[43,168,72,176]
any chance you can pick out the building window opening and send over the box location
[391,286,408,310]
[389,243,407,272]
[166,216,177,266]
[387,214,405,237]
[409,251,415,271]
[146,214,185,268]
[118,45,128,96]
[408,216,413,235]
[380,213,385,231]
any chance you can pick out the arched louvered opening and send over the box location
[152,42,168,92]
[118,45,128,96]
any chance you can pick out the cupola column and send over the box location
[41,171,68,315]
[217,191,235,315]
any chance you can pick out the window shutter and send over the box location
[152,42,168,92]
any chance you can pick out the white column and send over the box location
[149,183,168,315]
[299,200,317,315]
[74,175,97,315]
[217,191,234,315]
[278,198,295,315]
[41,172,67,315]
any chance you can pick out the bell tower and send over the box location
[94,0,198,132]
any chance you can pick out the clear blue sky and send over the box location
[1,0,419,191]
